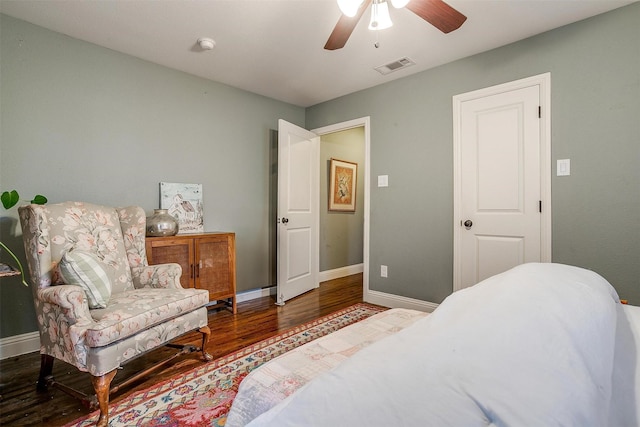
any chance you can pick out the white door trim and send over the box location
[312,117,371,303]
[452,73,552,292]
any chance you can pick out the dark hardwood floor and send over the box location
[0,274,364,426]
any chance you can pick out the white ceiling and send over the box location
[1,0,635,107]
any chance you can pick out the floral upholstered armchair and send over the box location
[19,201,212,427]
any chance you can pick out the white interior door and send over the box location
[276,119,320,304]
[454,75,551,291]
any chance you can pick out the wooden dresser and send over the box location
[145,232,236,313]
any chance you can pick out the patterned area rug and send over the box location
[65,303,386,427]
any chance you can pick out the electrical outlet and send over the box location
[380,265,388,278]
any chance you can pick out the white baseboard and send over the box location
[2,290,278,358]
[320,265,438,312]
[236,286,276,303]
[0,265,415,359]
[320,263,438,312]
[364,289,439,313]
[318,264,364,283]
[0,331,40,360]
[236,264,365,304]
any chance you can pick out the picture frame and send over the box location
[160,182,204,234]
[329,158,357,212]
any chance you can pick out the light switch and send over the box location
[557,159,570,176]
[378,175,389,187]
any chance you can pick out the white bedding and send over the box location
[226,308,429,427]
[246,263,627,426]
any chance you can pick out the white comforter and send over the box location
[247,263,623,426]
[227,308,428,426]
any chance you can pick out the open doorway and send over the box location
[318,127,365,281]
[269,118,370,303]
[313,117,370,290]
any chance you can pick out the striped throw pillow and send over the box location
[58,250,112,309]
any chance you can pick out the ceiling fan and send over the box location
[325,0,467,50]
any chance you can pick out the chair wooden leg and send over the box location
[36,354,54,392]
[91,369,117,427]
[199,326,213,361]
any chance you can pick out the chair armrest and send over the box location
[131,263,183,289]
[37,285,93,324]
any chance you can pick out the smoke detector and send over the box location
[197,38,216,51]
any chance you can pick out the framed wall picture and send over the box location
[160,182,204,234]
[329,158,357,212]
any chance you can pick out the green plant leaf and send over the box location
[0,241,29,286]
[1,190,20,210]
[31,195,48,205]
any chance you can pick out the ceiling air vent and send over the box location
[374,57,416,75]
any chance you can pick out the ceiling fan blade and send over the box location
[325,0,373,50]
[406,0,467,34]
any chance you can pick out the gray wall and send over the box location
[0,15,304,338]
[307,3,640,304]
[1,3,639,339]
[320,128,365,271]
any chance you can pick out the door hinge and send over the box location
[538,106,541,118]
[539,200,542,213]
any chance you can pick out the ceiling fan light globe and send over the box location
[368,1,393,30]
[337,0,364,17]
[390,0,410,8]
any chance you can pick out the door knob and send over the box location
[463,219,473,229]
[282,218,289,224]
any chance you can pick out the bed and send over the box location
[227,263,640,426]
